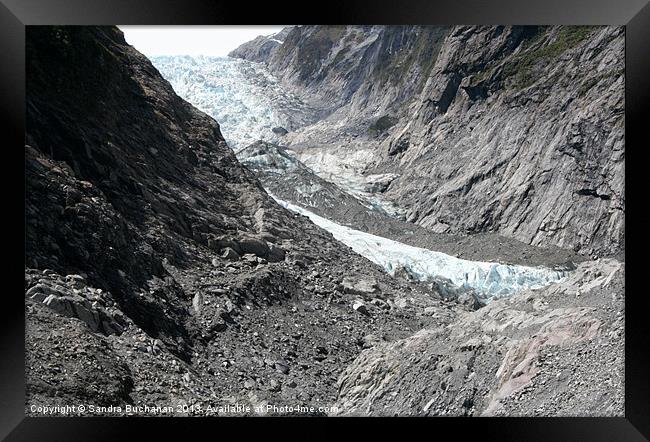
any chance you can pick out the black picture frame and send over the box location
[3,0,648,439]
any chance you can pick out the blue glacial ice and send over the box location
[273,196,567,301]
[150,55,308,150]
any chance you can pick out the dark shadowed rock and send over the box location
[272,126,289,136]
[267,244,286,262]
[237,237,270,257]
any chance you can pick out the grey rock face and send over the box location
[334,259,624,416]
[256,25,624,258]
[381,26,624,258]
[228,27,294,63]
[25,25,465,416]
[264,26,449,116]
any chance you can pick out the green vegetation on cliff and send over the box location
[502,26,598,90]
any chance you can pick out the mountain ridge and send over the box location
[25,26,460,412]
[231,25,625,259]
[24,25,625,417]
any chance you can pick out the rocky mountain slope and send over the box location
[232,25,625,259]
[334,258,624,416]
[24,25,625,417]
[237,140,582,269]
[228,26,294,63]
[25,26,460,414]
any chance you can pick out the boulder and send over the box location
[192,293,203,314]
[208,321,227,334]
[340,277,379,297]
[26,283,61,302]
[267,244,286,262]
[274,361,290,375]
[220,247,240,261]
[237,237,270,257]
[65,274,87,289]
[352,300,369,316]
[208,236,242,254]
[272,126,288,136]
[269,379,281,392]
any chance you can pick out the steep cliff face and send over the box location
[227,27,294,63]
[25,26,456,412]
[233,25,624,258]
[267,25,449,118]
[381,26,624,259]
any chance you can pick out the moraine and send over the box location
[152,54,570,300]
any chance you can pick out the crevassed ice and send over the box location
[295,148,407,218]
[238,150,300,175]
[151,55,305,149]
[152,55,407,218]
[273,196,566,300]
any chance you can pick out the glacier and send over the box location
[152,55,406,217]
[150,55,311,149]
[295,148,408,218]
[150,53,568,301]
[273,196,566,301]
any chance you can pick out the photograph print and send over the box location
[25,24,625,417]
